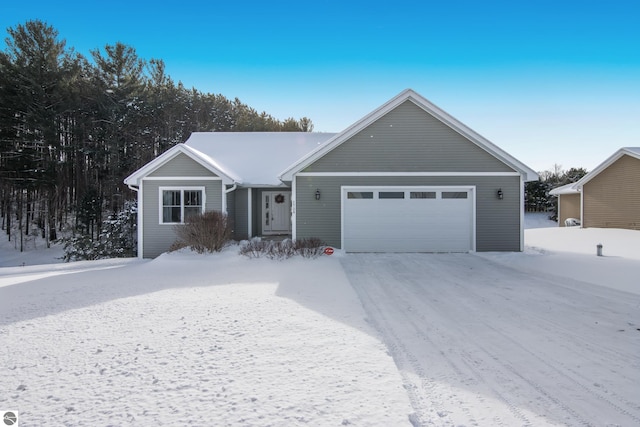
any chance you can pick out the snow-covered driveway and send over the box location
[341,253,640,427]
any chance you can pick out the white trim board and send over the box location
[143,176,223,181]
[296,172,521,177]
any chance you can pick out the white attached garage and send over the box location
[342,186,475,252]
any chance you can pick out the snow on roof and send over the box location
[623,147,640,156]
[549,182,579,196]
[184,132,337,186]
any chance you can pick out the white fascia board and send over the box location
[279,89,539,182]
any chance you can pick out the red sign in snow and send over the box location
[324,247,334,255]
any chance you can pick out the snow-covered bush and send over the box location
[171,210,232,253]
[239,237,326,259]
[62,200,137,261]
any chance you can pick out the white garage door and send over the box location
[342,186,474,252]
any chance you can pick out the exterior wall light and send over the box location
[315,189,321,200]
[497,189,504,200]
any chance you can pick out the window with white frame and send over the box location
[160,187,204,224]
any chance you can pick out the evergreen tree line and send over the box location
[525,165,587,218]
[0,20,313,251]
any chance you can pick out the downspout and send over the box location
[578,187,584,228]
[223,183,237,215]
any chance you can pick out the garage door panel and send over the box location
[343,187,473,252]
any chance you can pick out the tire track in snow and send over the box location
[380,262,535,427]
[342,254,640,427]
[342,264,436,426]
[432,255,640,425]
[403,255,627,427]
[343,256,517,427]
[463,316,640,426]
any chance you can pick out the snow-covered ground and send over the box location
[0,252,411,426]
[1,214,639,426]
[344,253,639,426]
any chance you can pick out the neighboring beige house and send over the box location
[550,183,582,226]
[550,147,640,229]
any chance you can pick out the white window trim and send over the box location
[158,186,206,225]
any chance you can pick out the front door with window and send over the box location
[262,191,291,234]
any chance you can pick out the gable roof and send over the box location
[124,143,238,187]
[549,147,640,196]
[574,147,640,189]
[279,89,539,182]
[184,132,337,186]
[125,132,336,188]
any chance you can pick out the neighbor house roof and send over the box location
[574,147,640,189]
[548,147,640,196]
[279,89,539,182]
[184,132,337,186]
[549,182,580,196]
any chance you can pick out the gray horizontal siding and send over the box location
[149,152,216,177]
[305,101,514,173]
[226,190,237,238]
[296,175,521,251]
[231,188,250,240]
[141,179,223,258]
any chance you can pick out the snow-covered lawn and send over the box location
[0,253,411,426]
[1,216,639,426]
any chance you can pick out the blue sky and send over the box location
[2,0,639,172]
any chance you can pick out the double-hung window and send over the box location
[160,187,205,224]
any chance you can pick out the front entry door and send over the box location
[262,191,291,234]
